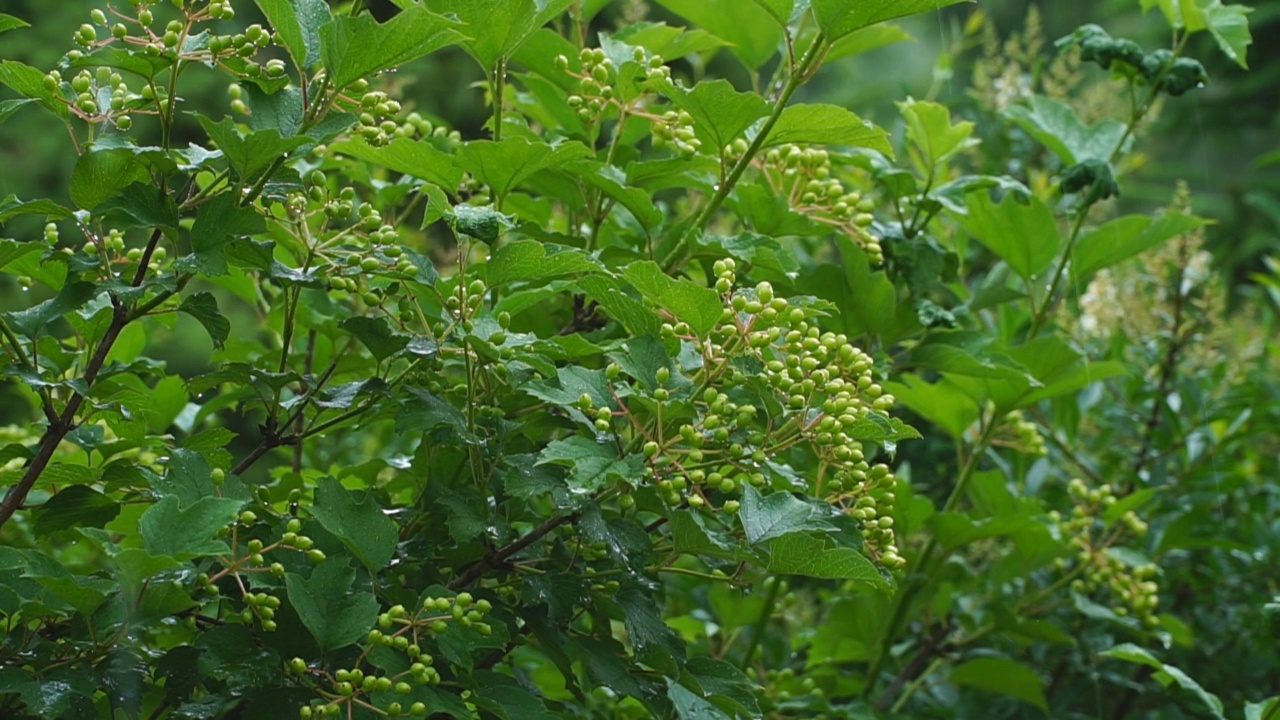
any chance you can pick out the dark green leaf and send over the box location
[949,657,1048,711]
[455,138,592,200]
[198,116,310,180]
[1004,95,1127,165]
[4,281,96,338]
[448,204,513,242]
[339,316,409,361]
[0,97,34,124]
[178,293,231,348]
[284,559,380,651]
[0,194,73,224]
[187,193,268,275]
[667,678,732,720]
[320,5,462,88]
[70,148,150,210]
[308,476,398,572]
[139,495,246,559]
[487,240,599,286]
[739,486,834,545]
[93,181,180,231]
[33,486,121,535]
[0,59,69,119]
[253,0,331,69]
[761,532,887,588]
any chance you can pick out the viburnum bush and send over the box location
[0,1,1276,719]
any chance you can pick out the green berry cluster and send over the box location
[1051,479,1160,627]
[294,594,492,718]
[45,66,138,128]
[993,410,1047,456]
[1057,24,1207,97]
[612,258,904,568]
[650,109,700,157]
[561,48,617,123]
[761,145,882,263]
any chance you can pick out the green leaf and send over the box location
[1246,698,1280,720]
[653,0,781,69]
[308,476,398,572]
[569,161,663,229]
[616,581,686,674]
[456,138,591,201]
[151,448,223,507]
[810,0,974,41]
[0,98,34,124]
[827,23,913,61]
[668,79,769,152]
[898,98,977,170]
[253,0,331,69]
[0,60,69,119]
[0,14,29,33]
[339,316,410,362]
[4,281,96,338]
[1072,211,1210,279]
[487,240,599,286]
[1004,95,1127,165]
[623,261,722,336]
[760,532,888,588]
[70,148,150,210]
[955,190,1061,281]
[285,559,380,651]
[178,292,231,348]
[32,486,121,535]
[188,193,268,275]
[746,0,794,25]
[545,441,644,495]
[739,486,834,545]
[139,495,246,559]
[1100,644,1226,719]
[670,510,739,559]
[93,181,180,232]
[667,679,732,720]
[0,194,73,224]
[949,657,1047,711]
[198,116,310,180]
[426,0,573,70]
[397,387,475,441]
[320,5,461,88]
[764,104,892,155]
[1199,0,1252,68]
[684,657,761,717]
[329,136,463,190]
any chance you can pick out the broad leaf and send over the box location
[178,292,231,348]
[329,136,462,191]
[320,5,462,88]
[308,476,398,572]
[623,261,723,337]
[487,240,599,286]
[1004,95,1127,165]
[285,559,380,650]
[955,190,1061,281]
[1100,644,1226,720]
[950,657,1048,711]
[810,0,974,41]
[70,148,150,210]
[739,486,834,545]
[139,496,246,559]
[760,532,888,588]
[253,0,331,69]
[455,138,592,200]
[425,0,573,70]
[668,79,769,153]
[652,0,781,69]
[765,104,892,155]
[1072,211,1210,279]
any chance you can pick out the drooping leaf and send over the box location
[187,193,268,275]
[178,292,231,348]
[4,281,96,338]
[1004,94,1128,165]
[253,0,332,69]
[760,532,888,588]
[1100,644,1226,719]
[0,14,29,33]
[487,240,599,286]
[667,679,733,720]
[1199,0,1252,69]
[0,59,69,119]
[33,486,121,535]
[339,316,410,362]
[1072,211,1210,279]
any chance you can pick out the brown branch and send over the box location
[0,230,165,529]
[448,512,576,591]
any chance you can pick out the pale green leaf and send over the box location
[765,103,892,155]
[652,0,781,69]
[623,261,723,336]
[320,5,462,88]
[1100,644,1226,719]
[1004,95,1127,165]
[1072,211,1210,279]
